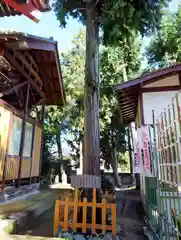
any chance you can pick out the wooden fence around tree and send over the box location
[54,188,116,237]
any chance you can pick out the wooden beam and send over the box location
[39,104,45,178]
[121,106,136,113]
[5,50,45,99]
[0,56,11,71]
[0,81,28,97]
[0,71,25,108]
[11,50,42,89]
[1,112,13,191]
[140,93,144,125]
[29,98,46,113]
[35,62,56,67]
[29,124,35,185]
[141,86,180,92]
[5,40,56,51]
[17,81,30,187]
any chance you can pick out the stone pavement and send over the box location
[0,184,148,240]
[0,185,71,236]
[116,189,148,240]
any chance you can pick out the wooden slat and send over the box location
[21,158,31,178]
[31,126,42,177]
[92,188,96,234]
[54,188,117,237]
[5,50,45,99]
[59,222,113,231]
[73,188,78,232]
[82,197,87,233]
[5,156,19,180]
[111,201,117,237]
[0,107,11,181]
[53,200,60,236]
[59,201,114,208]
[63,197,69,231]
[102,198,107,234]
[11,50,42,89]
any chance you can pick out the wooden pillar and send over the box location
[38,103,45,182]
[17,81,30,187]
[1,112,13,192]
[29,124,35,185]
[127,125,133,174]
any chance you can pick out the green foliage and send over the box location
[53,0,169,45]
[43,29,142,172]
[41,135,52,177]
[100,37,141,167]
[146,6,181,68]
[42,30,85,174]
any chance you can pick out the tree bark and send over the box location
[111,134,121,187]
[84,0,100,176]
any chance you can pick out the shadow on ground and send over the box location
[17,184,73,238]
[16,185,148,240]
[116,189,148,240]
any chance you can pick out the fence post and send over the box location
[92,188,97,234]
[102,198,107,234]
[54,200,60,236]
[73,188,79,232]
[63,196,69,231]
[82,197,87,233]
[112,203,116,238]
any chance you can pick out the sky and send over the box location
[0,11,82,52]
[0,0,180,53]
[0,0,180,155]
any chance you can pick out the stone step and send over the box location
[0,234,58,240]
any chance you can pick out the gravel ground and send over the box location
[116,189,148,240]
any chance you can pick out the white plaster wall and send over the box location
[143,91,179,124]
[143,74,179,88]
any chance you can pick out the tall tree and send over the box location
[99,36,141,185]
[61,30,142,184]
[146,6,181,68]
[53,0,169,181]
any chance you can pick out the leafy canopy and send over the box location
[53,0,170,44]
[146,5,181,68]
[43,29,142,170]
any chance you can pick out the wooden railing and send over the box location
[54,188,116,237]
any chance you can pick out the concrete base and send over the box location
[8,197,54,233]
[0,184,40,204]
[0,192,54,235]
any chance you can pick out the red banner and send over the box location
[142,126,151,170]
[136,142,140,167]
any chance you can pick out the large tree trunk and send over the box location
[77,1,103,232]
[83,0,100,176]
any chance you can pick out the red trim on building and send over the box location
[2,0,42,22]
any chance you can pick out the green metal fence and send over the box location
[142,91,181,239]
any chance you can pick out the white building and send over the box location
[115,64,181,208]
